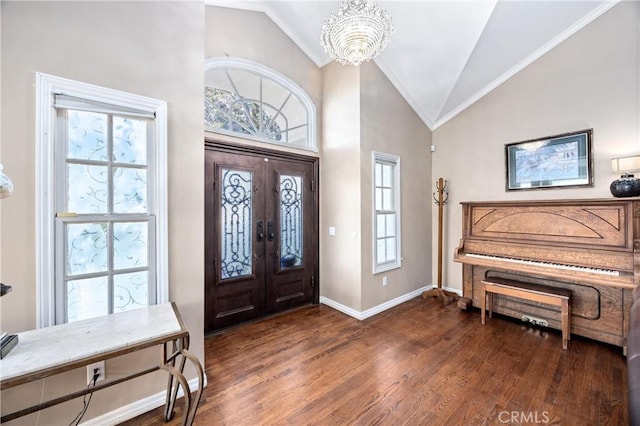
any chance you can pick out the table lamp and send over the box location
[0,163,14,199]
[0,163,18,358]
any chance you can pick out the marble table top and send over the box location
[0,303,184,386]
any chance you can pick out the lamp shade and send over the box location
[0,164,13,199]
[611,155,640,174]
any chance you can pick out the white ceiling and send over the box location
[210,0,619,130]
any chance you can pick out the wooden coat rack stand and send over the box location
[422,177,458,305]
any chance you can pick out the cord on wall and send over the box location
[69,370,99,426]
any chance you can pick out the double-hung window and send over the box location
[36,73,168,327]
[372,152,401,273]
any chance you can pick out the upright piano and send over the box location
[454,198,640,349]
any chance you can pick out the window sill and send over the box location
[373,261,402,275]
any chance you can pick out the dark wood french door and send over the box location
[205,141,318,333]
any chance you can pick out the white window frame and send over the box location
[204,57,317,152]
[372,151,402,274]
[35,73,168,327]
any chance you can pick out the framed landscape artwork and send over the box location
[505,129,593,191]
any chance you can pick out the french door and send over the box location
[204,141,318,332]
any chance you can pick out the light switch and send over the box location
[328,226,336,236]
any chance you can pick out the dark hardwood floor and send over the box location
[123,296,628,425]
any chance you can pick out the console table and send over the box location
[0,302,204,425]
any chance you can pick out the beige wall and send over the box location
[1,1,204,424]
[320,62,363,309]
[359,62,432,310]
[432,1,640,292]
[319,61,433,312]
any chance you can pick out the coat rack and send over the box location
[422,177,458,305]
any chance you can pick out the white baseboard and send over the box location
[321,285,442,320]
[82,376,207,426]
[442,285,463,297]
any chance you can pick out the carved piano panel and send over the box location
[455,198,640,349]
[467,201,634,250]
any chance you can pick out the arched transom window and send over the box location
[205,58,317,151]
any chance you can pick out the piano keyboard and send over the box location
[465,253,620,276]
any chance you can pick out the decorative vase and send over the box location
[281,254,297,268]
[610,175,640,197]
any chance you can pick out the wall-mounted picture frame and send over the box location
[505,129,593,191]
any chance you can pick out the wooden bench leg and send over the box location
[481,285,486,325]
[569,299,571,341]
[561,299,569,350]
[488,292,493,319]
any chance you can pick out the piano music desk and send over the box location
[481,278,572,350]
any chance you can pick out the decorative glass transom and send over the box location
[205,87,285,142]
[205,58,317,151]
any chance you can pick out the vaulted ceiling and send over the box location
[210,1,619,130]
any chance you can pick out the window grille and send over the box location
[373,152,401,273]
[205,58,317,152]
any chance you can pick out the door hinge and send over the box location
[311,275,315,288]
[311,179,315,192]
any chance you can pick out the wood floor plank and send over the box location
[120,297,628,426]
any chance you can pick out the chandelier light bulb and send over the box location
[321,0,394,66]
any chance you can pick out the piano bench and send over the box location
[480,278,572,350]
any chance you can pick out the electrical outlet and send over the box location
[382,276,388,287]
[87,361,106,384]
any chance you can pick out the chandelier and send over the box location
[320,0,394,66]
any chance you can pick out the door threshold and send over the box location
[204,303,319,338]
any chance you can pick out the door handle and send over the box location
[257,221,265,242]
[267,221,275,241]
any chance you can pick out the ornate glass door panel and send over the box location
[220,168,253,279]
[279,174,303,269]
[205,151,266,332]
[266,160,315,314]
